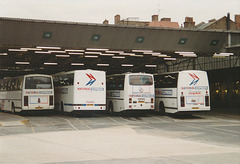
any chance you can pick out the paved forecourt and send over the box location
[0,111,240,164]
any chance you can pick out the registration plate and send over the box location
[35,107,43,109]
[138,101,145,103]
[192,107,199,109]
[87,104,93,106]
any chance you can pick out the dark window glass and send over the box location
[107,75,124,90]
[129,75,153,85]
[155,73,178,88]
[54,74,74,86]
[25,76,52,89]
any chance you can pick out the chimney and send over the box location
[235,14,240,29]
[208,19,216,23]
[103,19,109,25]
[227,13,230,30]
[161,18,171,22]
[152,15,158,22]
[115,14,121,24]
[184,17,195,29]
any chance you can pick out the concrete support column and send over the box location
[193,58,196,70]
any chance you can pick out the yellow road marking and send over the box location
[21,120,29,124]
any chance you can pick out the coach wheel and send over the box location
[11,102,16,114]
[60,101,64,113]
[108,102,114,114]
[159,102,165,115]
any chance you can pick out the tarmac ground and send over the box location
[0,109,239,164]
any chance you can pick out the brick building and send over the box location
[148,15,179,28]
[114,14,149,27]
[104,13,240,31]
[195,13,240,31]
[184,17,195,29]
[113,14,180,28]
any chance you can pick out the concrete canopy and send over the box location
[0,17,238,76]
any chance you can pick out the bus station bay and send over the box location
[0,17,240,164]
[0,17,239,110]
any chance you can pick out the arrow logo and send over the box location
[189,73,200,86]
[86,73,96,86]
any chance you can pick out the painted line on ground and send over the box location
[76,118,93,130]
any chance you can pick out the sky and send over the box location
[0,0,239,25]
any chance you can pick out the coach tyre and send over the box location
[11,102,15,114]
[159,101,165,115]
[108,102,114,113]
[61,101,64,113]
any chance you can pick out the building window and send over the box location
[178,38,187,45]
[135,36,145,43]
[42,32,52,39]
[210,40,219,46]
[91,34,101,41]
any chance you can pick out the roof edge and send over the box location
[0,17,239,34]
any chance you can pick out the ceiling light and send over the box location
[106,50,124,54]
[164,57,175,60]
[121,64,133,67]
[132,50,153,53]
[65,49,84,52]
[55,55,70,57]
[0,53,8,56]
[112,56,125,59]
[35,51,51,54]
[85,55,98,58]
[36,46,61,49]
[9,49,27,52]
[85,52,101,55]
[180,54,197,57]
[49,50,66,53]
[158,55,168,57]
[100,53,114,56]
[120,52,135,56]
[147,52,161,55]
[213,55,225,58]
[145,65,157,67]
[68,52,84,55]
[213,53,234,57]
[175,51,197,57]
[21,48,42,51]
[97,64,109,66]
[15,62,30,65]
[219,53,234,56]
[130,54,143,57]
[152,54,167,57]
[175,51,194,54]
[86,48,109,51]
[71,63,84,66]
[44,62,58,65]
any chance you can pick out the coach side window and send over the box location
[53,76,60,86]
[155,73,178,88]
[107,76,124,90]
[107,77,116,90]
[0,81,3,91]
[59,74,74,86]
[117,76,124,90]
[11,78,16,90]
[7,79,12,91]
